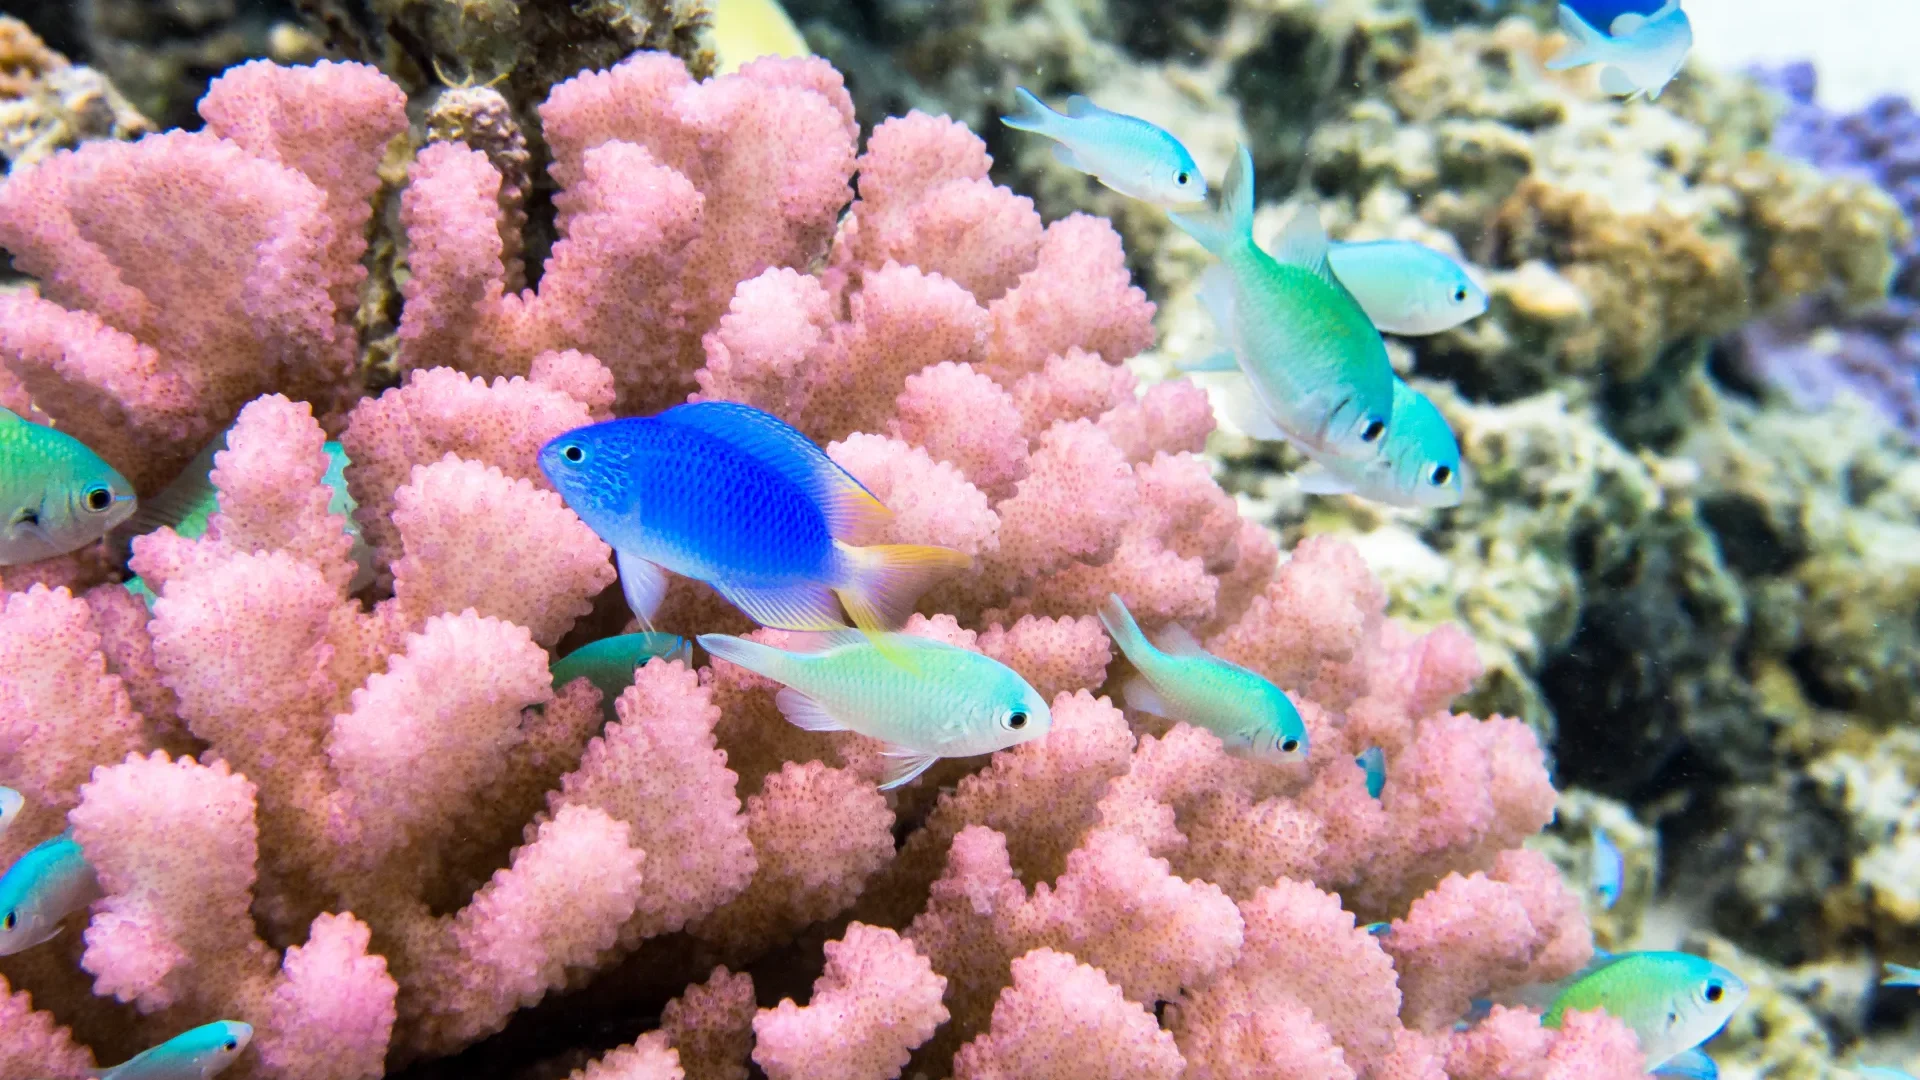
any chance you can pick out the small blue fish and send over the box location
[1097,594,1308,762]
[1653,1047,1718,1080]
[99,1021,253,1080]
[1001,88,1207,207]
[0,787,20,841]
[0,831,101,955]
[1544,950,1747,1070]
[1355,747,1386,798]
[540,402,970,635]
[551,632,693,717]
[1883,962,1920,989]
[1327,240,1488,336]
[1545,0,1693,101]
[1170,145,1396,462]
[1592,828,1624,909]
[1362,921,1392,937]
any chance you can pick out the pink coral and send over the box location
[751,923,949,1080]
[951,948,1185,1080]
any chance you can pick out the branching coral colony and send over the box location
[0,55,1644,1080]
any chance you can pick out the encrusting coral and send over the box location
[0,49,1649,1080]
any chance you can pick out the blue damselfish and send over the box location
[99,1021,253,1080]
[540,402,970,635]
[0,831,101,956]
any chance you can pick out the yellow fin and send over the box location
[835,541,972,635]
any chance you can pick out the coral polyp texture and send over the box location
[2,52,1625,1080]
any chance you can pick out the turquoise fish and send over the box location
[0,787,20,841]
[1170,144,1396,462]
[0,405,136,565]
[1290,378,1463,508]
[1592,828,1624,909]
[551,632,693,717]
[1001,87,1207,207]
[1327,240,1488,336]
[99,1021,253,1080]
[1544,950,1748,1069]
[1883,962,1920,989]
[697,630,1051,789]
[1546,0,1693,101]
[1355,747,1386,798]
[0,831,101,955]
[1096,593,1308,763]
[541,402,970,636]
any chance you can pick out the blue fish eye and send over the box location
[1703,981,1724,1003]
[1281,737,1301,753]
[1007,710,1028,730]
[1176,170,1191,185]
[2,912,13,930]
[1452,286,1469,303]
[1430,464,1452,486]
[84,485,113,512]
[225,1040,239,1052]
[1361,419,1386,443]
[561,444,586,464]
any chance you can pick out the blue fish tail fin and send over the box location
[696,633,796,684]
[1001,87,1065,135]
[1168,143,1255,257]
[1546,3,1608,70]
[834,541,972,636]
[1095,593,1157,666]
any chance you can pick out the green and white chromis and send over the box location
[697,630,1051,790]
[0,831,101,955]
[1291,378,1463,508]
[1001,88,1206,208]
[99,1021,253,1080]
[1543,950,1748,1070]
[1327,240,1488,336]
[1169,145,1396,462]
[1096,594,1308,763]
[551,632,694,718]
[0,405,136,565]
[0,787,22,840]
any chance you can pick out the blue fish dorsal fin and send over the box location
[1610,11,1648,35]
[1271,203,1344,291]
[1064,94,1097,118]
[654,401,893,540]
[1150,622,1209,658]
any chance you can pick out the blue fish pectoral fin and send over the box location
[1193,262,1238,340]
[1546,3,1607,69]
[712,577,847,632]
[774,688,850,734]
[652,401,893,540]
[1119,674,1172,719]
[1294,462,1358,496]
[876,747,941,791]
[1050,142,1088,172]
[834,541,972,635]
[1216,385,1291,443]
[616,550,669,629]
[1599,66,1640,97]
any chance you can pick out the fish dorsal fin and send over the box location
[1065,94,1097,118]
[1150,623,1208,657]
[775,687,850,733]
[1272,203,1342,289]
[1609,11,1647,34]
[654,401,892,540]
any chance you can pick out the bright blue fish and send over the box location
[1355,747,1386,798]
[1362,921,1392,937]
[1545,0,1693,101]
[1001,87,1207,207]
[0,787,20,841]
[540,402,970,635]
[100,1021,253,1080]
[551,632,693,717]
[1592,828,1624,909]
[1653,1047,1717,1080]
[1883,962,1920,989]
[1327,240,1488,336]
[0,831,101,955]
[1292,378,1464,508]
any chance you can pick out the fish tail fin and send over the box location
[1167,143,1255,257]
[696,633,795,684]
[1001,87,1064,135]
[834,541,972,636]
[1095,592,1158,667]
[1546,3,1608,70]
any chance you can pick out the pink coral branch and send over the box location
[752,923,949,1080]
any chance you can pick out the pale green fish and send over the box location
[1545,0,1693,102]
[99,1021,253,1080]
[1096,594,1308,763]
[1169,144,1396,462]
[551,632,693,717]
[0,406,136,565]
[696,630,1051,790]
[0,831,101,956]
[1327,240,1488,336]
[122,435,372,605]
[1001,87,1207,207]
[1884,962,1920,989]
[1544,950,1748,1070]
[0,787,21,841]
[1283,378,1462,508]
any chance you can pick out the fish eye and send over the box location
[1354,754,1366,767]
[84,485,113,512]
[1281,737,1300,753]
[1452,286,1469,303]
[1176,170,1191,185]
[1006,710,1029,730]
[1429,464,1453,486]
[561,444,586,464]
[1703,981,1724,1003]
[1361,419,1386,443]
[225,1040,239,1052]
[2,912,13,931]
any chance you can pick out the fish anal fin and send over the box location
[1120,674,1172,718]
[712,577,848,631]
[1599,65,1639,97]
[1294,462,1357,496]
[775,687,850,733]
[616,551,669,628]
[877,748,941,790]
